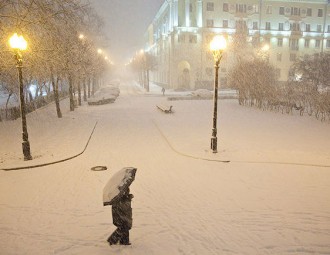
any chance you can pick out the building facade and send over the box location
[144,0,330,90]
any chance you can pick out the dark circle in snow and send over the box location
[91,166,108,171]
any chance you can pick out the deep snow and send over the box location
[0,81,330,255]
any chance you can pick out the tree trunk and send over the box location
[88,77,91,98]
[5,92,13,119]
[78,81,82,106]
[146,69,150,92]
[68,74,75,111]
[83,78,87,101]
[51,71,62,118]
[92,76,96,96]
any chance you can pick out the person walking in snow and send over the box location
[107,187,133,245]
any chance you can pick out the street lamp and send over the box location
[9,33,32,160]
[210,35,227,153]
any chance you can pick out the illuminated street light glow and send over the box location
[210,35,227,52]
[97,49,103,54]
[9,33,27,51]
[210,35,227,63]
[79,34,85,39]
[261,44,270,52]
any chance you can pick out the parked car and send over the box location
[88,85,120,105]
[191,89,213,98]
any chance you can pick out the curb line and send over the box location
[152,119,330,168]
[1,121,98,171]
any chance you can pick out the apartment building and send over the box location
[144,0,330,90]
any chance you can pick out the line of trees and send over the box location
[0,0,109,120]
[227,22,330,122]
[228,52,330,122]
[128,51,157,92]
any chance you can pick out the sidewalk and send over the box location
[0,98,97,170]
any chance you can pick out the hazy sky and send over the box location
[89,0,164,64]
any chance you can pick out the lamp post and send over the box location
[9,33,32,160]
[210,35,227,153]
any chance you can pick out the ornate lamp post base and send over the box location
[22,141,32,161]
[211,137,217,153]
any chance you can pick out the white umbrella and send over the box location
[103,167,137,206]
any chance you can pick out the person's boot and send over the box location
[107,230,120,245]
[119,230,131,245]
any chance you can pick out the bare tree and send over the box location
[0,0,107,118]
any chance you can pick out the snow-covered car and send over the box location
[88,85,120,105]
[191,89,213,98]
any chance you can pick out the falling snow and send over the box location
[1,82,330,255]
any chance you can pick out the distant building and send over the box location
[144,0,330,90]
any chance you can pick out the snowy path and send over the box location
[0,81,330,255]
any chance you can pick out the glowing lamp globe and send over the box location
[9,33,27,51]
[210,35,227,52]
[261,44,270,52]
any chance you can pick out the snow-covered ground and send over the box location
[0,81,329,255]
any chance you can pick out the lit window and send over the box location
[279,23,284,31]
[304,39,310,48]
[252,4,259,13]
[307,8,312,16]
[289,39,299,50]
[291,7,300,16]
[207,2,214,11]
[236,4,246,13]
[223,3,229,12]
[290,23,300,31]
[315,40,320,48]
[266,5,272,14]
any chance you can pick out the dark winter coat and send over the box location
[112,193,133,229]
